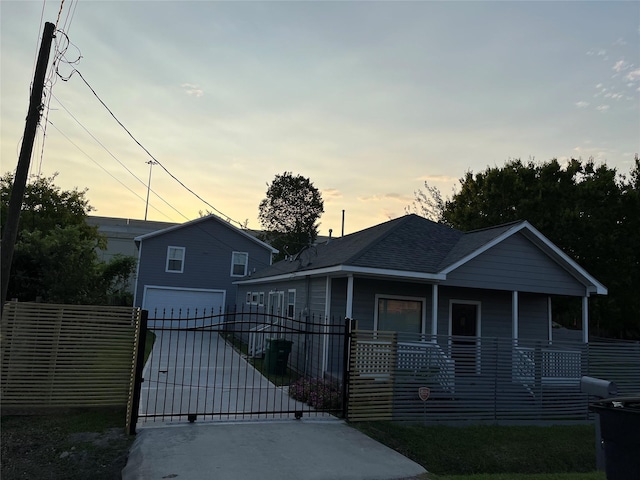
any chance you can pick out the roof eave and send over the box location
[234,264,446,285]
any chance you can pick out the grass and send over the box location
[220,331,299,386]
[433,474,605,480]
[353,422,598,477]
[144,330,156,363]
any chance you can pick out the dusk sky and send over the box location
[2,1,639,235]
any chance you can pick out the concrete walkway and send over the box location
[122,419,427,480]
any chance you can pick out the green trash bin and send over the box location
[264,338,293,375]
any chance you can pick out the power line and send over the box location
[50,92,189,221]
[56,63,246,229]
[46,119,180,222]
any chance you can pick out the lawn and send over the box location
[353,422,602,479]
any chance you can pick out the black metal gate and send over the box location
[130,307,349,429]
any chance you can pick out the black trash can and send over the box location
[264,338,293,375]
[589,397,640,480]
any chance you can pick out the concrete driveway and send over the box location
[139,330,313,423]
[127,329,427,479]
[122,419,427,480]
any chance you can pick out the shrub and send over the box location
[289,378,342,411]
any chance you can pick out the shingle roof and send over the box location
[243,214,514,280]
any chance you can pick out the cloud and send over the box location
[596,105,610,111]
[625,69,640,82]
[358,193,411,203]
[416,174,458,183]
[575,101,590,108]
[613,60,628,73]
[612,38,627,46]
[181,83,204,97]
[322,188,343,200]
[587,49,607,57]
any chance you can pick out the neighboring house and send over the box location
[88,216,179,263]
[134,214,277,318]
[87,216,179,296]
[234,214,607,381]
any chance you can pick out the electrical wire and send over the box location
[50,92,186,219]
[46,119,179,221]
[55,64,246,229]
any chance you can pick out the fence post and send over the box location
[128,309,148,435]
[342,317,352,420]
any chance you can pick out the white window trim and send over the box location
[268,290,285,316]
[230,251,249,277]
[259,292,265,307]
[165,246,185,273]
[287,289,296,318]
[447,299,482,337]
[373,294,427,335]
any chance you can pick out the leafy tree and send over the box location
[409,158,640,339]
[1,173,136,304]
[258,172,324,260]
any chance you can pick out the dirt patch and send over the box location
[1,409,134,480]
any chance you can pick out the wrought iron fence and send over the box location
[137,306,348,424]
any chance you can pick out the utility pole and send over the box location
[1,22,56,316]
[144,160,157,221]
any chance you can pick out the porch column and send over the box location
[512,290,519,342]
[322,277,332,373]
[346,275,354,319]
[547,296,553,344]
[431,284,438,337]
[582,296,589,343]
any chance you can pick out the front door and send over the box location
[451,302,479,375]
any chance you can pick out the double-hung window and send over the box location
[166,246,185,273]
[287,289,296,318]
[231,252,248,277]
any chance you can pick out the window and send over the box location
[231,252,248,277]
[259,292,265,306]
[287,289,296,318]
[375,295,425,334]
[166,246,185,273]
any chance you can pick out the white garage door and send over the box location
[143,286,225,324]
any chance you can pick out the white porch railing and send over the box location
[397,341,455,394]
[513,346,582,390]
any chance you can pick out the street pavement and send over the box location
[122,419,427,480]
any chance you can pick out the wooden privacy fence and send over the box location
[1,302,141,412]
[347,329,640,425]
[348,330,397,421]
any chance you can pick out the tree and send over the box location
[258,172,324,260]
[409,158,640,339]
[1,173,136,304]
[404,180,445,222]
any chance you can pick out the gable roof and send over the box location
[236,214,607,295]
[134,214,278,254]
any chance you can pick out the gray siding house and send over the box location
[235,214,606,380]
[134,214,277,319]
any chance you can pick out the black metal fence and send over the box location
[134,306,348,425]
[348,330,640,425]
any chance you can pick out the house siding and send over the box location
[135,219,273,309]
[443,233,587,296]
